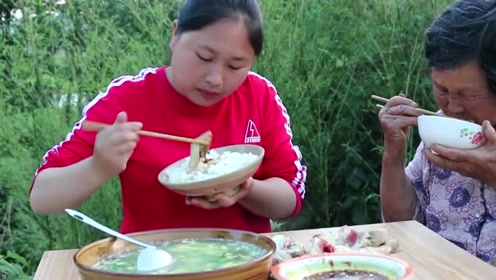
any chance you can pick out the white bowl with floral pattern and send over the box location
[418,115,484,149]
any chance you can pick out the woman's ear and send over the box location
[169,19,179,51]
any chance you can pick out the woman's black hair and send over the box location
[425,0,496,95]
[176,0,264,56]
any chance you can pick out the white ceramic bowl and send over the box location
[271,253,414,280]
[417,115,484,149]
[158,144,264,200]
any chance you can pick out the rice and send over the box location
[166,150,259,183]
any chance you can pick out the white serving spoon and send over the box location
[65,209,174,272]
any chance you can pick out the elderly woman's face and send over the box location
[431,60,496,125]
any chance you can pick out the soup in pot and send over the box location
[93,238,267,274]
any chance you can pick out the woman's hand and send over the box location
[185,178,255,210]
[92,111,143,177]
[378,94,423,222]
[378,94,423,152]
[424,120,496,187]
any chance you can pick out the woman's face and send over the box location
[431,60,496,125]
[167,18,256,107]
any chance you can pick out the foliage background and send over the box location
[0,0,450,277]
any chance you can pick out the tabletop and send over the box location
[32,220,496,279]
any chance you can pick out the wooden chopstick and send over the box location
[81,121,210,146]
[371,95,437,115]
[371,95,390,104]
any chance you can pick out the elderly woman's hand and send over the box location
[424,120,496,187]
[378,94,424,153]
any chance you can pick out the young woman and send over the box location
[29,0,307,234]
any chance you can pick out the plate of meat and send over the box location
[269,226,413,280]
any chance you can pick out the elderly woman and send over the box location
[379,0,496,265]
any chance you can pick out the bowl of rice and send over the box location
[158,144,265,200]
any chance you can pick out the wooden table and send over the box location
[33,220,496,279]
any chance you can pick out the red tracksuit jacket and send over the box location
[30,66,307,234]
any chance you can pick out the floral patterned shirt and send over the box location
[406,142,496,266]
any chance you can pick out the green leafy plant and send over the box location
[0,251,32,280]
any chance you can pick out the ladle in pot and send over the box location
[65,209,174,272]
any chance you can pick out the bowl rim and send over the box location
[417,115,482,128]
[271,252,414,279]
[157,144,265,189]
[73,227,276,277]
